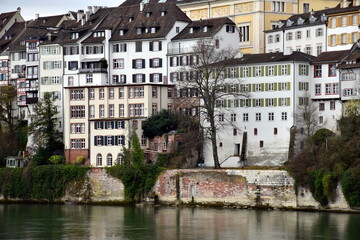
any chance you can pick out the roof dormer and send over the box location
[278,21,284,28]
[189,27,194,33]
[296,18,303,25]
[309,14,317,23]
[320,13,327,22]
[287,19,294,26]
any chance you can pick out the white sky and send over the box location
[1,0,124,21]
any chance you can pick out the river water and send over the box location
[0,204,359,240]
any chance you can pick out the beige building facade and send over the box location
[176,0,341,54]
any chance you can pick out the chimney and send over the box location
[88,6,93,14]
[85,11,91,22]
[140,2,144,12]
[35,13,39,19]
[77,10,84,22]
[17,7,21,14]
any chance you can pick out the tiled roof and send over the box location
[0,11,17,32]
[312,50,349,64]
[220,51,315,66]
[0,22,25,53]
[172,17,235,40]
[337,42,360,69]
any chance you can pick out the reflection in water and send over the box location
[0,204,359,240]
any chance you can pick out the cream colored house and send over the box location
[176,0,340,54]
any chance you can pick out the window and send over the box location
[319,103,325,111]
[299,97,309,106]
[233,128,237,136]
[353,32,358,43]
[275,34,280,42]
[70,106,85,118]
[71,123,85,134]
[135,41,142,52]
[268,35,273,43]
[243,67,250,77]
[272,1,285,12]
[255,66,261,77]
[89,89,95,99]
[107,154,113,166]
[113,59,124,69]
[134,59,145,69]
[305,46,311,55]
[319,116,324,124]
[256,113,261,121]
[99,105,105,117]
[86,74,93,83]
[329,64,336,77]
[279,98,287,106]
[341,34,347,44]
[255,84,262,92]
[331,35,336,46]
[316,28,323,37]
[96,154,102,166]
[254,128,258,136]
[239,25,250,42]
[268,83,274,91]
[342,16,347,27]
[243,113,249,122]
[268,112,274,121]
[260,141,264,148]
[280,82,288,91]
[231,113,236,122]
[109,88,114,99]
[315,84,321,95]
[281,112,287,121]
[89,105,95,118]
[71,139,85,149]
[119,88,124,99]
[267,98,275,106]
[68,61,78,70]
[299,82,309,91]
[99,88,104,99]
[129,104,144,117]
[325,83,332,95]
[152,87,157,98]
[219,114,224,122]
[119,104,124,117]
[314,65,322,77]
[109,105,114,117]
[286,32,293,40]
[268,66,274,76]
[274,128,278,135]
[303,3,309,13]
[150,58,162,68]
[70,90,84,100]
[150,41,162,51]
[343,88,354,96]
[316,45,323,56]
[333,83,339,94]
[281,65,288,75]
[296,31,302,40]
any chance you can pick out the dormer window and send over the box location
[189,27,194,33]
[296,18,303,25]
[160,11,166,16]
[128,17,134,22]
[146,12,152,17]
[2,18,7,23]
[70,32,79,39]
[321,14,327,22]
[136,28,142,34]
[151,27,156,33]
[309,15,317,23]
[203,26,208,32]
[93,31,105,37]
[226,25,235,33]
[278,21,284,28]
[119,29,124,36]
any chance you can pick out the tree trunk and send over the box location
[210,120,221,169]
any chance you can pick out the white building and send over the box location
[202,52,314,167]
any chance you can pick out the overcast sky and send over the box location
[2,0,124,21]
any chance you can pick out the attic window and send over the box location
[226,25,235,33]
[203,26,208,32]
[278,21,284,28]
[70,32,79,39]
[119,29,124,36]
[2,18,7,23]
[146,12,152,17]
[151,27,157,33]
[160,11,166,16]
[128,17,134,22]
[93,31,105,37]
[43,19,47,24]
[309,15,317,23]
[321,14,327,22]
[189,27,194,33]
[296,18,303,25]
[136,28,142,34]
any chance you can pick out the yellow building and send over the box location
[176,0,340,54]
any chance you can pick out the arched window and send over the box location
[107,154,113,166]
[96,154,102,166]
[117,153,123,165]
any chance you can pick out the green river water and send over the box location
[0,204,359,240]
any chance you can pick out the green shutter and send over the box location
[240,99,244,107]
[224,100,227,107]
[287,82,291,91]
[252,99,255,107]
[252,67,255,77]
[235,99,239,107]
[274,98,277,106]
[236,84,239,93]
[306,65,309,75]
[228,99,232,108]
[274,65,278,76]
[298,82,301,90]
[261,98,264,107]
[261,83,264,91]
[240,67,243,78]
[265,66,269,76]
[306,82,309,90]
[236,67,239,78]
[299,65,302,75]
[252,84,255,92]
[274,82,278,91]
[278,65,282,75]
[265,98,269,106]
[261,66,264,76]
[287,64,291,75]
[249,67,252,77]
[224,68,228,78]
[278,82,281,91]
[265,83,269,91]
[287,97,291,106]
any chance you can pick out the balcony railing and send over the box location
[79,68,107,73]
[168,47,194,54]
[26,97,38,104]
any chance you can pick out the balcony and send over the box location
[18,73,25,78]
[168,47,194,55]
[26,97,38,104]
[79,68,107,74]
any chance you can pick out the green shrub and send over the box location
[49,155,64,165]
[0,165,89,201]
[341,167,360,208]
[75,156,85,165]
[308,169,328,207]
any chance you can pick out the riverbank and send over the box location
[0,168,359,213]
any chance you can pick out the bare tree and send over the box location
[174,38,245,168]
